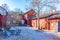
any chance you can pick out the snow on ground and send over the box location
[44,30,60,38]
[0,26,60,40]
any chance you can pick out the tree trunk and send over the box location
[37,5,40,30]
[38,18,40,30]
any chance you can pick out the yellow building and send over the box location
[10,12,22,26]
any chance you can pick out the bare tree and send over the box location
[14,8,24,14]
[1,4,10,11]
[27,0,60,30]
[14,8,21,13]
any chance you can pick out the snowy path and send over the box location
[0,27,60,40]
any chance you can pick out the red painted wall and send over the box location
[0,16,3,27]
[0,15,7,27]
[27,20,32,26]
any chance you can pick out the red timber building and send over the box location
[0,6,7,27]
[0,14,3,27]
[31,10,60,32]
[23,9,36,26]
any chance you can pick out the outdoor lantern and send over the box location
[51,23,53,26]
[52,10,56,12]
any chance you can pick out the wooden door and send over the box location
[58,21,60,32]
[55,22,58,32]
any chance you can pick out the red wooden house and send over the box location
[0,6,7,27]
[31,11,60,32]
[31,13,55,29]
[0,14,3,27]
[48,13,60,32]
[23,9,36,26]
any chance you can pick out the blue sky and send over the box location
[0,0,60,13]
[0,0,28,12]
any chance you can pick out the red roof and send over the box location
[24,9,36,20]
